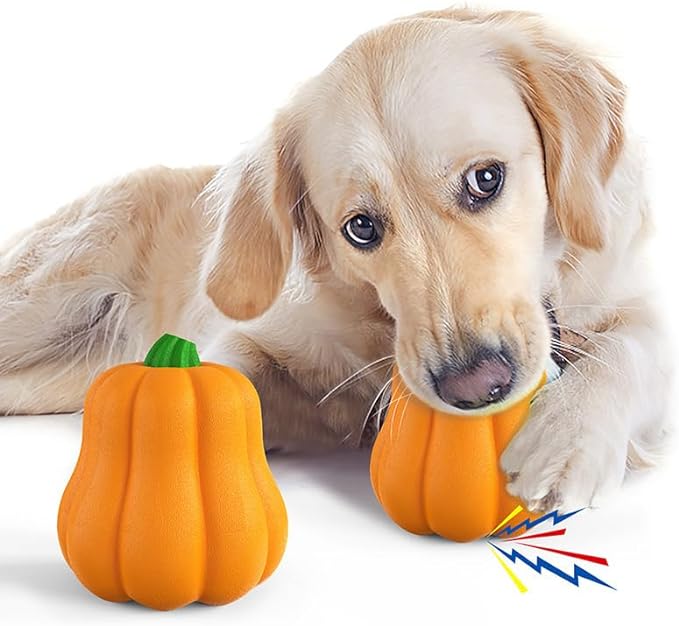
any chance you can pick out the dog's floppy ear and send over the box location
[204,124,293,321]
[204,112,325,320]
[413,9,625,250]
[495,14,625,250]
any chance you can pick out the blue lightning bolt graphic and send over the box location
[492,508,585,537]
[488,542,615,590]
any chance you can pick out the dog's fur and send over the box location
[0,8,671,511]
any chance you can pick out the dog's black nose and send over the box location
[432,351,514,410]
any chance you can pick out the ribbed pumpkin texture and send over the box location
[370,369,545,542]
[57,334,287,610]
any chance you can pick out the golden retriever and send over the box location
[0,8,671,512]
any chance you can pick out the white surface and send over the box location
[1,417,678,624]
[1,0,678,624]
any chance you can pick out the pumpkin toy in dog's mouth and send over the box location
[57,334,287,610]
[370,367,546,542]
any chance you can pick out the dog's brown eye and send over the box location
[343,214,382,249]
[464,162,504,203]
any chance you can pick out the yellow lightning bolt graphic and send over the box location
[486,505,528,592]
[488,544,528,593]
[488,504,525,537]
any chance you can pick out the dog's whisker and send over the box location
[560,257,605,303]
[356,374,396,442]
[546,303,640,313]
[549,322,625,360]
[388,385,417,445]
[549,321,625,346]
[562,250,609,301]
[340,369,395,445]
[561,255,627,327]
[555,352,590,384]
[556,324,624,341]
[550,338,621,374]
[316,355,395,406]
[549,327,620,362]
[326,359,395,404]
[339,430,355,446]
[393,392,415,442]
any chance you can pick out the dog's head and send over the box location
[204,9,624,414]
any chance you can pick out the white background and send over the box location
[1,1,678,624]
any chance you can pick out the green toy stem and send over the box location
[143,334,201,368]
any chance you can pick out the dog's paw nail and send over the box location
[543,489,563,511]
[527,488,562,513]
[527,499,543,513]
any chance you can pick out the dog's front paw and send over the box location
[500,385,626,512]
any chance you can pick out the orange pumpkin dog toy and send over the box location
[370,368,545,542]
[57,334,287,610]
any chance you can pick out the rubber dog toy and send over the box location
[370,368,545,542]
[57,334,287,610]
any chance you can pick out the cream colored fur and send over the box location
[0,8,671,511]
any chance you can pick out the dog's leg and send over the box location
[0,252,139,415]
[500,308,672,511]
[244,361,383,452]
[0,361,112,415]
[0,166,217,415]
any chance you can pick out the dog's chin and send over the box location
[398,363,548,418]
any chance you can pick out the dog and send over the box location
[0,7,671,512]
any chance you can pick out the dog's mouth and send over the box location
[362,298,582,446]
